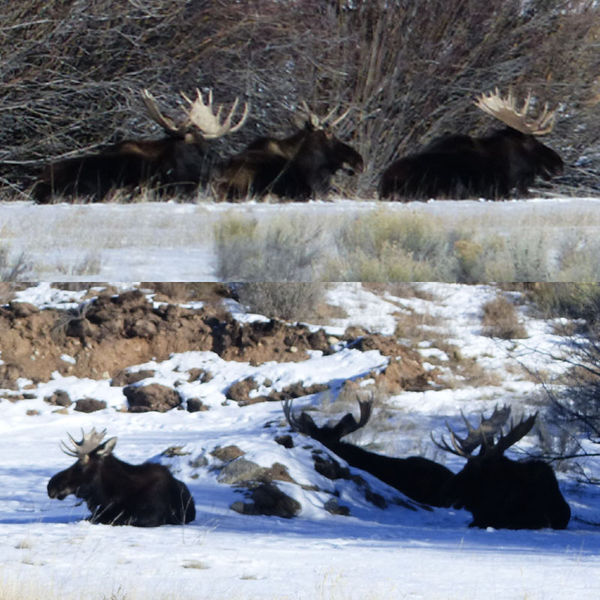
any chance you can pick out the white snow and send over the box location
[0,282,599,599]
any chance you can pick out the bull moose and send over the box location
[379,88,563,200]
[47,428,196,526]
[284,399,454,507]
[33,89,248,202]
[433,406,571,529]
[215,102,364,201]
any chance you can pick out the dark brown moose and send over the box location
[433,406,571,530]
[284,398,454,507]
[33,89,248,202]
[216,102,364,201]
[379,89,563,200]
[47,429,196,526]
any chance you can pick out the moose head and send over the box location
[433,406,571,529]
[216,101,363,201]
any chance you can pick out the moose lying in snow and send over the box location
[379,88,563,200]
[284,399,454,507]
[433,405,571,529]
[47,429,195,526]
[285,400,570,529]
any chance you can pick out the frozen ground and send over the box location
[1,197,600,280]
[0,282,599,599]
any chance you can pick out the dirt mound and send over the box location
[0,290,435,392]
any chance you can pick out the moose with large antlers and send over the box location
[379,88,563,200]
[285,400,570,529]
[284,398,454,507]
[215,102,364,201]
[47,429,196,526]
[433,405,571,529]
[33,89,248,202]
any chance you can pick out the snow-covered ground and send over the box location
[1,282,599,599]
[1,197,600,280]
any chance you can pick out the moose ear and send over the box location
[94,437,118,457]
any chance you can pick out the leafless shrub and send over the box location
[214,215,325,281]
[522,283,600,324]
[481,295,528,339]
[1,1,599,197]
[0,247,31,282]
[236,283,327,322]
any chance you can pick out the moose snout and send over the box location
[47,476,68,500]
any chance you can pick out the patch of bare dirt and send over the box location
[0,290,436,392]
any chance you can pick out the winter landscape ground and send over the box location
[0,282,599,600]
[1,196,600,281]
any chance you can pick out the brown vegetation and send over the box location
[1,1,599,198]
[481,295,528,339]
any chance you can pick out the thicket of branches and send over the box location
[1,0,599,197]
[540,325,600,485]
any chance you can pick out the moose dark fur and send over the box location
[434,406,571,529]
[216,108,364,201]
[33,89,248,203]
[379,89,563,201]
[33,139,213,203]
[284,399,454,507]
[47,429,196,526]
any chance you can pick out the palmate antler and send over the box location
[474,88,557,135]
[61,428,107,458]
[141,88,249,139]
[181,89,249,138]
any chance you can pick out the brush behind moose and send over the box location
[47,429,195,526]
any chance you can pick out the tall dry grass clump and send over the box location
[481,295,528,339]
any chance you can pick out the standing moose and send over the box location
[433,406,571,529]
[47,429,196,526]
[284,399,454,507]
[379,88,563,200]
[33,89,248,202]
[216,102,364,201]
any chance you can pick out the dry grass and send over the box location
[481,295,528,339]
[236,283,328,322]
[393,309,443,342]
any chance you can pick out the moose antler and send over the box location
[432,405,512,458]
[61,428,107,458]
[493,412,538,456]
[181,89,249,139]
[141,89,182,136]
[298,101,352,130]
[284,397,372,443]
[141,88,249,139]
[474,88,557,135]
